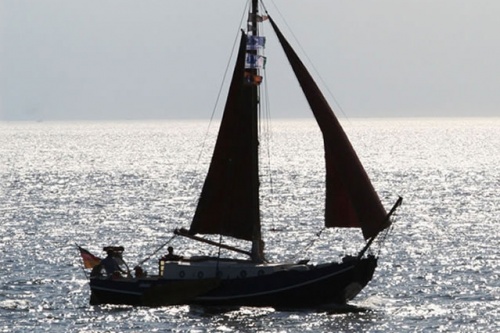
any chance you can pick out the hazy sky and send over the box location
[1,0,499,121]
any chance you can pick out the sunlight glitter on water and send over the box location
[0,118,498,332]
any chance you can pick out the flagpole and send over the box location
[75,244,90,279]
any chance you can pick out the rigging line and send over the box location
[291,227,327,261]
[256,13,277,230]
[257,14,273,185]
[261,66,275,197]
[264,0,391,200]
[259,0,270,15]
[180,1,250,223]
[134,233,178,268]
[263,0,352,124]
[375,214,398,257]
[193,2,249,168]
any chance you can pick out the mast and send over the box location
[249,0,263,262]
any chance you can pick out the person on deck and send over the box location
[133,266,146,278]
[162,246,182,261]
[101,250,126,276]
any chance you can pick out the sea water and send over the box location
[0,118,498,332]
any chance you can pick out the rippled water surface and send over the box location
[0,118,498,332]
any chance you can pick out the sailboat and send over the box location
[86,1,402,309]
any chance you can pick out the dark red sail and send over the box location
[189,33,260,241]
[269,17,387,239]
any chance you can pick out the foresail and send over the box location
[189,32,260,242]
[268,17,388,240]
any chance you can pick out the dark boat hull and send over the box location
[89,256,377,308]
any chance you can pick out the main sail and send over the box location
[269,17,388,240]
[189,32,260,242]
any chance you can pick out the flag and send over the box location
[244,71,263,85]
[247,36,266,50]
[247,13,269,23]
[257,15,269,22]
[78,246,101,269]
[245,54,266,69]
